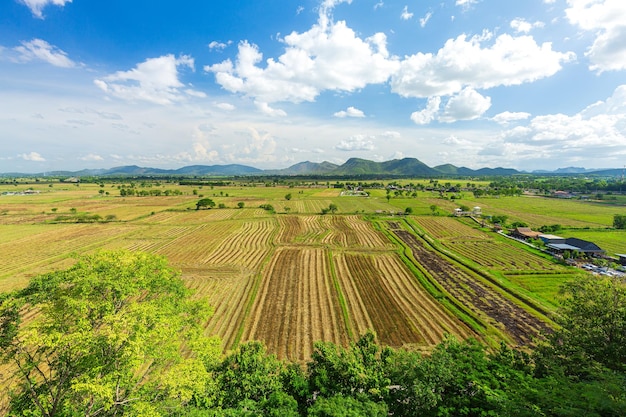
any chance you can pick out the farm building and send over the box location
[538,234,564,244]
[617,254,626,266]
[453,206,481,217]
[546,238,605,257]
[510,227,542,240]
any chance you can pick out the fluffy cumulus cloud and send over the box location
[20,0,71,19]
[255,101,287,117]
[335,135,376,151]
[499,84,626,163]
[95,55,203,105]
[510,18,545,33]
[565,0,626,72]
[410,96,441,125]
[439,88,491,123]
[391,31,575,98]
[334,106,365,118]
[20,151,45,161]
[208,40,232,50]
[12,39,76,68]
[205,5,398,104]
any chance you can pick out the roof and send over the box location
[512,227,542,238]
[547,243,582,251]
[539,234,563,240]
[564,237,604,253]
[547,238,605,253]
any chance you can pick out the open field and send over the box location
[1,178,620,361]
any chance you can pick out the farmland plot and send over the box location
[184,267,257,349]
[201,218,276,271]
[243,247,349,362]
[321,216,393,249]
[415,217,565,274]
[391,223,550,345]
[0,224,131,291]
[334,252,475,348]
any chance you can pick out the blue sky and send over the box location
[1,0,625,173]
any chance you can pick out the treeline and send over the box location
[1,251,625,416]
[489,176,626,193]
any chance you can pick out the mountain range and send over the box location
[2,158,624,178]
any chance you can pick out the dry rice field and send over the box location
[1,185,566,361]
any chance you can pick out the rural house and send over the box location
[510,227,542,240]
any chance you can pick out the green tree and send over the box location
[216,341,298,416]
[237,202,245,209]
[0,250,216,416]
[196,198,216,210]
[404,207,413,215]
[539,276,626,373]
[328,203,338,214]
[614,214,626,229]
[285,193,292,201]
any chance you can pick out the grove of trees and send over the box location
[1,251,625,416]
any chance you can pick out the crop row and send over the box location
[415,217,486,240]
[183,267,257,348]
[443,240,562,272]
[334,252,474,347]
[202,219,275,270]
[243,248,348,361]
[392,226,550,346]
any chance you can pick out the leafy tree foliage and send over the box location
[539,276,626,373]
[0,251,217,417]
[196,198,216,210]
[614,214,626,229]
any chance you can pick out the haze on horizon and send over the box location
[1,0,625,174]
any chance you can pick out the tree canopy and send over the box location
[0,251,219,417]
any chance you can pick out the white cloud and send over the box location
[334,106,365,118]
[255,101,287,117]
[374,1,384,10]
[420,12,433,28]
[205,5,398,104]
[410,96,441,125]
[19,0,72,19]
[401,6,413,20]
[439,88,491,122]
[565,0,626,72]
[208,41,232,50]
[215,102,236,111]
[13,39,76,68]
[335,135,375,151]
[499,84,626,163]
[492,111,532,124]
[510,18,545,34]
[391,32,575,98]
[20,151,45,161]
[456,0,478,8]
[94,55,203,105]
[79,153,104,161]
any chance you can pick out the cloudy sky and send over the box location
[1,0,625,173]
